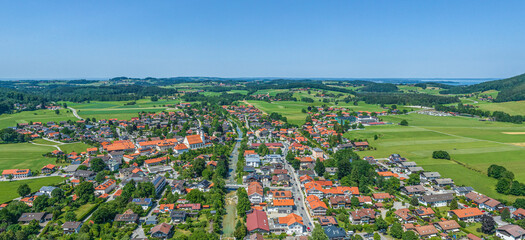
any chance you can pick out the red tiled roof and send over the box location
[246,210,269,232]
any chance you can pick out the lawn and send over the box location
[0,109,77,129]
[0,143,57,171]
[73,203,96,221]
[31,139,93,154]
[343,113,525,202]
[59,142,94,153]
[0,176,65,203]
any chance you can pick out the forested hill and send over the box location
[441,73,525,102]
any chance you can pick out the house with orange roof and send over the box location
[309,198,328,216]
[448,208,484,222]
[159,204,175,213]
[41,164,57,174]
[377,171,399,179]
[277,213,305,234]
[183,134,205,149]
[104,140,135,152]
[2,169,31,178]
[86,147,98,155]
[174,143,189,154]
[267,190,292,200]
[270,199,294,213]
[145,156,168,168]
[373,193,393,202]
[94,179,117,195]
[247,182,264,204]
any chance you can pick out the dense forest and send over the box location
[356,93,459,107]
[0,87,48,115]
[441,73,525,102]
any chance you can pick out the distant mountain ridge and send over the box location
[441,73,525,102]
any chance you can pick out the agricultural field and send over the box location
[0,109,77,129]
[0,143,57,171]
[344,113,525,202]
[66,98,184,120]
[473,100,525,116]
[247,100,410,125]
[0,176,65,203]
[397,85,443,95]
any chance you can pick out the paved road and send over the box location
[68,107,83,120]
[284,159,314,233]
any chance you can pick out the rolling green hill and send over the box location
[442,73,525,102]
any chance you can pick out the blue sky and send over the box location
[1,1,524,79]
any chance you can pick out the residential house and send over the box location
[18,212,52,223]
[401,185,426,196]
[277,213,305,234]
[246,154,261,168]
[496,224,525,240]
[350,208,377,224]
[414,225,439,238]
[150,223,173,239]
[323,226,347,240]
[247,182,264,204]
[512,208,525,220]
[246,210,270,233]
[2,169,31,178]
[38,186,58,197]
[448,208,484,222]
[434,220,461,233]
[418,193,453,207]
[170,211,187,223]
[62,221,83,234]
[454,186,474,196]
[394,208,416,223]
[41,164,57,174]
[114,209,139,223]
[73,170,95,180]
[318,216,338,226]
[95,179,117,196]
[271,199,294,213]
[420,172,441,181]
[132,198,153,210]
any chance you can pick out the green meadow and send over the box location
[473,100,525,116]
[247,100,405,125]
[0,176,65,203]
[32,139,94,154]
[0,143,57,171]
[66,98,185,120]
[344,114,525,202]
[0,109,77,129]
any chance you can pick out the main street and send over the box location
[281,150,315,233]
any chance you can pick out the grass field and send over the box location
[473,100,525,116]
[0,143,57,171]
[31,139,93,153]
[60,142,94,153]
[0,176,65,203]
[343,114,525,202]
[0,109,77,129]
[66,98,185,120]
[247,100,400,125]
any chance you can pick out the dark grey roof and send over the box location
[420,193,454,203]
[323,226,347,238]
